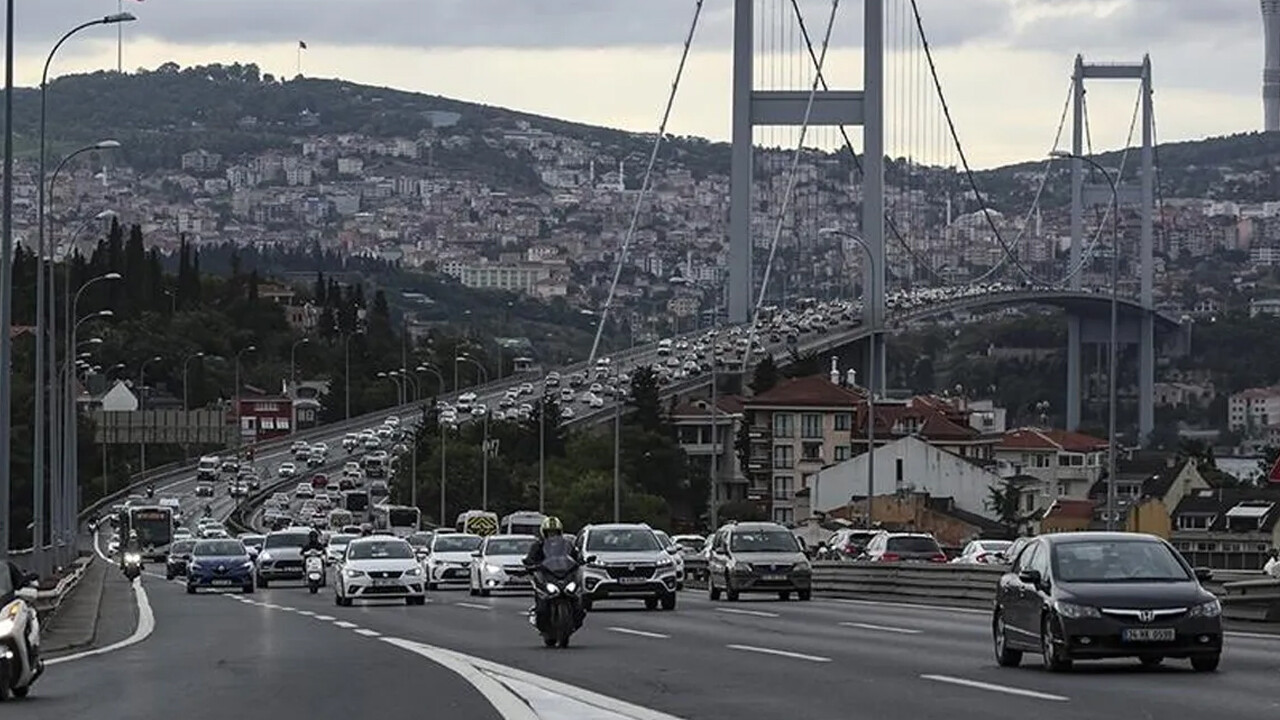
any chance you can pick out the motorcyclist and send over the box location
[120,530,141,568]
[523,516,584,630]
[302,528,325,555]
[203,504,212,518]
[145,484,155,499]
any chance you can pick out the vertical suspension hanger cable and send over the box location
[586,0,705,363]
[740,0,841,373]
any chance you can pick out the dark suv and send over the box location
[706,521,812,601]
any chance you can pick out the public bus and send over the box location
[371,504,421,537]
[343,489,370,522]
[117,504,175,561]
[327,508,354,532]
[455,510,499,537]
[500,510,547,536]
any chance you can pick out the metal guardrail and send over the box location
[1221,578,1280,622]
[29,557,91,617]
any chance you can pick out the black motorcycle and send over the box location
[525,554,593,649]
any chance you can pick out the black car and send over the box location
[992,532,1222,672]
[165,539,198,580]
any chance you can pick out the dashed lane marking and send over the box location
[715,607,779,618]
[920,674,1068,702]
[313,614,336,621]
[353,628,382,637]
[839,621,922,635]
[607,627,670,639]
[334,621,358,628]
[455,602,493,611]
[725,644,831,663]
[296,610,316,616]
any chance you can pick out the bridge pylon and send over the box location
[727,0,886,392]
[1065,55,1155,445]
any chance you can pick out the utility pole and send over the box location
[0,0,15,558]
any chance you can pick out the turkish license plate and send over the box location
[210,578,234,586]
[760,574,786,582]
[618,576,648,584]
[1122,628,1175,642]
[371,578,398,587]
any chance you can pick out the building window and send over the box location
[773,475,794,500]
[801,442,823,462]
[773,507,794,525]
[834,445,850,462]
[800,414,823,439]
[834,412,852,431]
[1024,493,1035,512]
[1177,514,1212,531]
[772,413,794,438]
[773,445,794,470]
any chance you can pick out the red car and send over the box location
[311,474,329,490]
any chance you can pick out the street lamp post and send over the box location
[182,352,205,447]
[613,393,621,523]
[234,346,256,447]
[57,308,111,555]
[1051,150,1121,530]
[456,355,490,510]
[416,365,445,516]
[819,228,879,528]
[290,338,309,433]
[138,355,162,477]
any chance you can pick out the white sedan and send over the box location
[334,537,426,606]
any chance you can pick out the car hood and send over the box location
[346,558,421,573]
[259,547,303,561]
[1057,580,1211,608]
[589,550,666,565]
[190,555,251,567]
[732,552,806,567]
[429,551,475,563]
[482,553,527,567]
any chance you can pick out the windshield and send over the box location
[389,508,418,526]
[170,540,196,554]
[729,529,799,553]
[433,535,483,552]
[1052,540,1192,583]
[885,536,942,553]
[193,540,246,557]
[653,530,673,548]
[345,493,369,511]
[585,528,660,552]
[977,541,1012,553]
[131,510,173,546]
[348,540,414,560]
[407,532,432,548]
[674,537,705,552]
[329,534,356,548]
[264,533,309,549]
[485,538,534,556]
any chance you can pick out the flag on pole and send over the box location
[299,41,307,50]
[1268,455,1280,483]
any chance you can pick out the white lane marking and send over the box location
[839,621,922,635]
[921,674,1068,702]
[353,628,382,637]
[827,597,989,616]
[313,614,335,621]
[1226,630,1280,641]
[726,644,831,663]
[608,627,670,639]
[333,621,358,628]
[455,602,492,611]
[296,610,316,616]
[715,607,779,618]
[381,637,540,720]
[47,579,155,666]
[279,606,296,612]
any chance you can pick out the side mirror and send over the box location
[666,546,680,554]
[1194,567,1213,582]
[23,572,39,588]
[1017,569,1042,586]
[471,551,482,558]
[584,555,598,564]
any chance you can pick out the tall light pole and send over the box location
[377,372,404,406]
[1,0,14,559]
[342,332,352,420]
[137,355,162,477]
[234,346,256,447]
[58,309,111,555]
[290,338,309,433]
[1052,150,1121,530]
[456,355,490,510]
[614,390,621,523]
[820,228,879,528]
[182,352,205,447]
[415,365,445,516]
[539,385,550,514]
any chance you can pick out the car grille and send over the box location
[754,563,792,574]
[367,570,403,579]
[605,564,656,580]
[274,560,303,571]
[363,585,410,595]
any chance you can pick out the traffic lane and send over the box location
[13,575,503,720]
[260,586,1080,720]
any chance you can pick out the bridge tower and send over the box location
[1065,55,1155,444]
[728,0,887,391]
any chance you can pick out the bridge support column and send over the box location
[1066,315,1082,431]
[1139,314,1154,443]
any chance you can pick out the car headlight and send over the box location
[344,568,365,578]
[484,564,502,574]
[124,553,142,563]
[240,561,254,570]
[259,552,273,562]
[729,561,754,573]
[1188,599,1221,618]
[403,566,422,577]
[1053,601,1101,619]
[565,581,577,593]
[656,556,673,567]
[546,583,560,594]
[793,561,812,572]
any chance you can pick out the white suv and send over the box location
[576,523,679,611]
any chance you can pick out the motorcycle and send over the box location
[0,562,44,700]
[525,554,593,649]
[122,552,143,581]
[304,550,325,594]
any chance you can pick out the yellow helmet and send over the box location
[539,516,564,538]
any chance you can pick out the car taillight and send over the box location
[878,552,900,562]
[842,545,859,555]
[929,553,947,563]
[975,553,989,563]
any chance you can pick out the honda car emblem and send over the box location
[628,564,635,571]
[1138,610,1154,623]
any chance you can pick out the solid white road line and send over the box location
[1225,630,1280,641]
[333,621,358,628]
[313,614,335,621]
[920,674,1069,702]
[839,621,922,635]
[47,580,155,666]
[726,644,831,663]
[381,637,540,720]
[455,602,493,611]
[715,607,779,618]
[353,628,382,637]
[607,627,671,639]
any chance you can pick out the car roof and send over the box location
[1039,531,1163,545]
[583,523,652,532]
[726,522,787,532]
[349,535,409,545]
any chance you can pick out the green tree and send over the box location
[984,480,1025,538]
[627,365,664,433]
[750,355,780,394]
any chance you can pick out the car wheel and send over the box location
[0,660,12,700]
[242,584,254,594]
[644,597,658,611]
[186,584,196,595]
[479,589,491,597]
[778,591,791,601]
[798,590,812,601]
[1040,615,1071,672]
[256,576,268,589]
[661,593,677,611]
[11,685,28,699]
[1191,654,1220,672]
[469,586,478,596]
[993,611,1022,667]
[543,636,557,648]
[708,578,721,601]
[581,598,593,612]
[165,572,174,581]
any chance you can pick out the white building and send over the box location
[1228,386,1280,434]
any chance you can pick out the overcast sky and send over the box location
[10,0,1271,167]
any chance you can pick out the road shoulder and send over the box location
[43,557,139,658]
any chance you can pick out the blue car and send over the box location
[187,539,255,594]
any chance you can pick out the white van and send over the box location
[197,455,220,480]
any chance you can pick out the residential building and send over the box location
[853,395,1001,462]
[80,379,139,412]
[742,375,865,525]
[1228,386,1280,434]
[995,427,1108,503]
[236,396,295,442]
[1169,486,1280,570]
[1086,455,1212,536]
[671,395,747,510]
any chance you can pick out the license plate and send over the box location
[761,574,786,582]
[1123,628,1175,642]
[618,576,648,584]
[372,578,398,587]
[210,579,234,586]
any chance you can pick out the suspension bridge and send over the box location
[582,0,1177,444]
